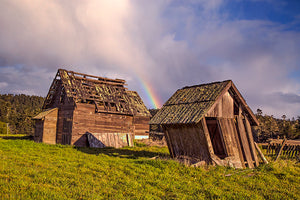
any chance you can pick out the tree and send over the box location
[0,94,44,135]
[256,108,263,116]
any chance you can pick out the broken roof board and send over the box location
[43,69,150,117]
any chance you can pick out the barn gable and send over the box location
[34,69,151,147]
[33,108,58,144]
[150,80,260,168]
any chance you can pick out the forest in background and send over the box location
[0,94,299,140]
[0,94,44,135]
[254,109,300,141]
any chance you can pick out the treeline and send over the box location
[254,109,300,141]
[0,94,44,135]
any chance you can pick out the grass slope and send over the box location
[0,137,299,199]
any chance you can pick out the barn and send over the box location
[33,69,151,148]
[150,80,259,168]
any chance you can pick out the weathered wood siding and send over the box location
[133,116,150,137]
[206,91,234,118]
[218,118,244,168]
[74,132,133,148]
[47,88,75,145]
[42,109,58,144]
[56,108,73,145]
[164,124,211,163]
[71,103,134,146]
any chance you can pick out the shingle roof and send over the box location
[43,69,150,117]
[150,80,231,125]
[33,108,58,120]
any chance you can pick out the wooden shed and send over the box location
[33,69,151,148]
[150,80,259,168]
[33,108,58,144]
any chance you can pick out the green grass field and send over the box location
[0,136,299,199]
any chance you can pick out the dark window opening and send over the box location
[206,118,227,159]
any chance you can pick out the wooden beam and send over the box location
[275,139,287,162]
[230,119,246,168]
[237,116,254,168]
[59,69,126,84]
[254,142,269,164]
[244,117,259,167]
[201,118,215,157]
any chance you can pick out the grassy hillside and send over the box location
[0,137,299,199]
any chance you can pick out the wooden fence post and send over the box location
[275,139,287,162]
[254,142,269,164]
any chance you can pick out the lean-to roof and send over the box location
[33,108,58,120]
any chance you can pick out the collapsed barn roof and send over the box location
[150,80,258,125]
[43,69,150,117]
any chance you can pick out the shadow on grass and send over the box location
[75,146,167,159]
[0,135,33,140]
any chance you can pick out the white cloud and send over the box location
[0,82,8,89]
[0,0,299,117]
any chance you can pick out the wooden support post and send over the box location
[275,139,287,162]
[254,142,269,164]
[244,118,259,167]
[237,116,254,168]
[201,118,215,156]
[230,119,245,168]
[6,123,8,135]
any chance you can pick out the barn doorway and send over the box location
[206,118,227,159]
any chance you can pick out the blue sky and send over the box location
[0,0,299,118]
[225,0,299,24]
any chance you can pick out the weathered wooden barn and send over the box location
[33,69,151,148]
[150,80,259,168]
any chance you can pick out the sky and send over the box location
[0,0,300,118]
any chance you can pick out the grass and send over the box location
[0,137,299,199]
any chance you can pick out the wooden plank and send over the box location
[201,118,215,157]
[269,139,300,146]
[237,116,254,168]
[229,119,245,168]
[217,118,234,156]
[206,81,232,118]
[275,139,287,161]
[254,142,268,164]
[221,92,234,118]
[164,128,175,158]
[216,118,244,168]
[244,117,259,167]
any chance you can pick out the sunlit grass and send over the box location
[0,137,299,199]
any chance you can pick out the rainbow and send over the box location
[136,76,161,109]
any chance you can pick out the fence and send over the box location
[266,139,300,161]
